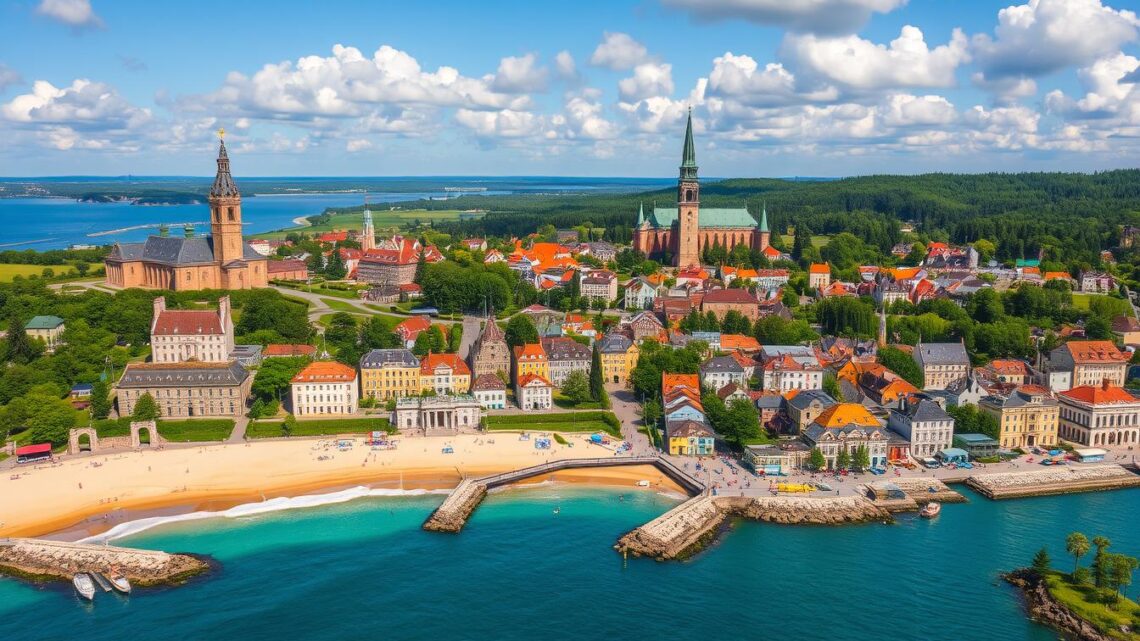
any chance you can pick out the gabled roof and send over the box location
[360,348,419,369]
[395,315,433,338]
[721,334,761,352]
[598,333,634,354]
[472,373,506,391]
[517,373,552,388]
[702,289,759,305]
[292,361,356,383]
[662,373,699,395]
[701,355,744,374]
[1056,340,1128,364]
[1060,383,1138,406]
[264,344,316,357]
[152,309,223,335]
[645,207,757,229]
[914,342,969,366]
[421,352,471,376]
[815,403,879,428]
[513,343,548,362]
[809,263,830,274]
[666,420,714,439]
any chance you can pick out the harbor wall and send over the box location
[967,465,1140,500]
[0,538,209,586]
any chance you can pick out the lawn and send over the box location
[91,418,234,442]
[552,392,606,410]
[1043,571,1140,640]
[779,233,832,249]
[321,297,364,312]
[0,263,97,282]
[484,411,622,437]
[254,209,477,239]
[274,281,362,300]
[1072,293,1092,310]
[246,417,393,438]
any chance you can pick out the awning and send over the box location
[15,443,52,456]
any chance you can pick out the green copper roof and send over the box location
[647,207,757,229]
[680,109,697,180]
[25,315,64,330]
[759,203,769,233]
[636,201,645,226]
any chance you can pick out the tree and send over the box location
[1066,532,1091,576]
[1032,547,1052,573]
[282,413,297,437]
[852,444,870,470]
[809,447,826,471]
[252,356,309,402]
[641,397,662,430]
[504,315,538,348]
[1108,553,1140,600]
[792,223,812,262]
[447,323,463,353]
[836,448,851,470]
[361,317,399,350]
[5,314,40,364]
[589,341,608,407]
[89,379,112,420]
[132,392,161,421]
[561,370,591,404]
[26,394,78,446]
[878,346,924,388]
[414,250,427,284]
[1092,535,1112,589]
[822,373,844,402]
[324,250,347,280]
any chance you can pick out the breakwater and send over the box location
[615,495,890,560]
[0,538,209,586]
[967,464,1140,499]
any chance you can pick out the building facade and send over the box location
[887,396,954,458]
[512,343,550,384]
[980,385,1060,450]
[116,361,251,418]
[1046,341,1129,392]
[516,373,553,410]
[580,269,618,304]
[699,355,746,391]
[290,361,359,417]
[24,315,65,352]
[666,420,716,457]
[1058,382,1140,447]
[701,289,761,321]
[598,333,639,386]
[540,337,591,387]
[471,374,507,410]
[150,296,235,364]
[359,349,421,401]
[803,403,888,469]
[913,342,971,390]
[105,136,268,291]
[469,317,511,380]
[420,353,472,395]
[394,395,482,435]
[632,111,769,267]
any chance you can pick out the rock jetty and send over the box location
[1004,568,1121,641]
[423,480,488,533]
[0,538,209,587]
[968,465,1140,500]
[615,495,890,560]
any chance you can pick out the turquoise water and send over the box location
[1,486,1137,640]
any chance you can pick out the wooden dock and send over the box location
[422,456,705,533]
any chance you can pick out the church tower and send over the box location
[209,131,245,265]
[361,197,376,252]
[758,202,771,251]
[675,109,700,268]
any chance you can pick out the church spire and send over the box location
[209,129,239,199]
[759,202,769,233]
[636,201,645,226]
[680,108,697,180]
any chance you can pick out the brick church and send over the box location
[104,132,269,291]
[632,110,769,268]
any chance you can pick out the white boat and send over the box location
[73,573,96,601]
[91,572,113,592]
[635,480,650,487]
[107,570,131,594]
[919,502,942,518]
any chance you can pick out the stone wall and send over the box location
[0,538,209,587]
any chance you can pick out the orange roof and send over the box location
[736,268,759,279]
[1021,266,1041,275]
[517,373,552,387]
[762,245,782,258]
[809,263,830,274]
[662,373,699,395]
[292,361,356,383]
[420,352,471,375]
[264,343,316,357]
[837,360,887,384]
[677,267,709,280]
[396,315,432,338]
[926,242,948,252]
[815,403,879,428]
[1043,271,1071,281]
[513,343,548,362]
[1064,340,1128,364]
[886,267,921,280]
[721,334,761,352]
[878,378,919,403]
[646,273,668,286]
[1060,383,1138,405]
[989,359,1029,375]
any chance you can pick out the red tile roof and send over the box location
[1063,340,1128,364]
[420,352,471,375]
[152,310,222,335]
[264,344,316,357]
[267,259,307,274]
[396,316,433,339]
[702,289,759,305]
[1060,382,1138,405]
[292,361,356,383]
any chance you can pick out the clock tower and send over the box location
[675,109,700,268]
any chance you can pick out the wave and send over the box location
[79,486,449,544]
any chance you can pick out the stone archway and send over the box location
[68,427,100,455]
[130,420,162,449]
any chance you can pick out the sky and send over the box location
[2,0,1140,177]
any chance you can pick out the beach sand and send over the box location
[0,433,682,539]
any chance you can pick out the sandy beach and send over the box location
[0,433,681,539]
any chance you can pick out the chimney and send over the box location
[218,295,231,328]
[1102,378,1111,390]
[151,296,166,334]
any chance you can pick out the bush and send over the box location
[552,433,568,445]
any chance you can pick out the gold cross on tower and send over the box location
[217,127,226,139]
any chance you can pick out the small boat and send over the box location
[107,570,131,594]
[919,502,942,518]
[635,480,649,487]
[73,573,96,601]
[553,506,560,515]
[91,572,113,592]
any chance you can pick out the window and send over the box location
[227,207,235,221]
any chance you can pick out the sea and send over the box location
[0,484,1137,641]
[0,177,672,251]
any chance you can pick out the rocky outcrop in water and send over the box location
[0,538,210,587]
[1004,568,1124,641]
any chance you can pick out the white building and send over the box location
[290,361,359,417]
[887,396,954,458]
[624,277,660,310]
[471,374,507,410]
[759,346,823,393]
[1058,382,1140,447]
[516,373,553,410]
[150,295,234,364]
[580,269,618,304]
[394,395,482,435]
[699,355,746,391]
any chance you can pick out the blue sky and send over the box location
[2,0,1140,177]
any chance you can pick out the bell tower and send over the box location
[209,129,245,265]
[676,109,700,268]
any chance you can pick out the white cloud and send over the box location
[554,51,579,81]
[455,108,545,139]
[972,0,1140,79]
[618,62,675,101]
[561,90,620,140]
[663,0,907,35]
[490,53,548,93]
[879,93,957,126]
[345,138,373,152]
[589,32,650,70]
[185,44,531,123]
[971,72,1037,104]
[0,64,23,93]
[784,26,970,91]
[1044,53,1140,119]
[2,79,151,129]
[707,52,838,106]
[36,0,103,29]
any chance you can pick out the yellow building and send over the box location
[598,333,639,386]
[979,385,1060,450]
[419,353,472,395]
[359,349,421,401]
[512,343,550,383]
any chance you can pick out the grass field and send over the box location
[91,418,234,442]
[246,417,393,438]
[484,411,621,437]
[273,281,362,300]
[1072,293,1092,310]
[321,297,363,312]
[254,208,477,239]
[779,233,832,249]
[1043,571,1140,639]
[0,263,97,282]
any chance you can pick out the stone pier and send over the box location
[0,538,209,586]
[966,464,1140,500]
[422,480,488,533]
[889,478,967,505]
